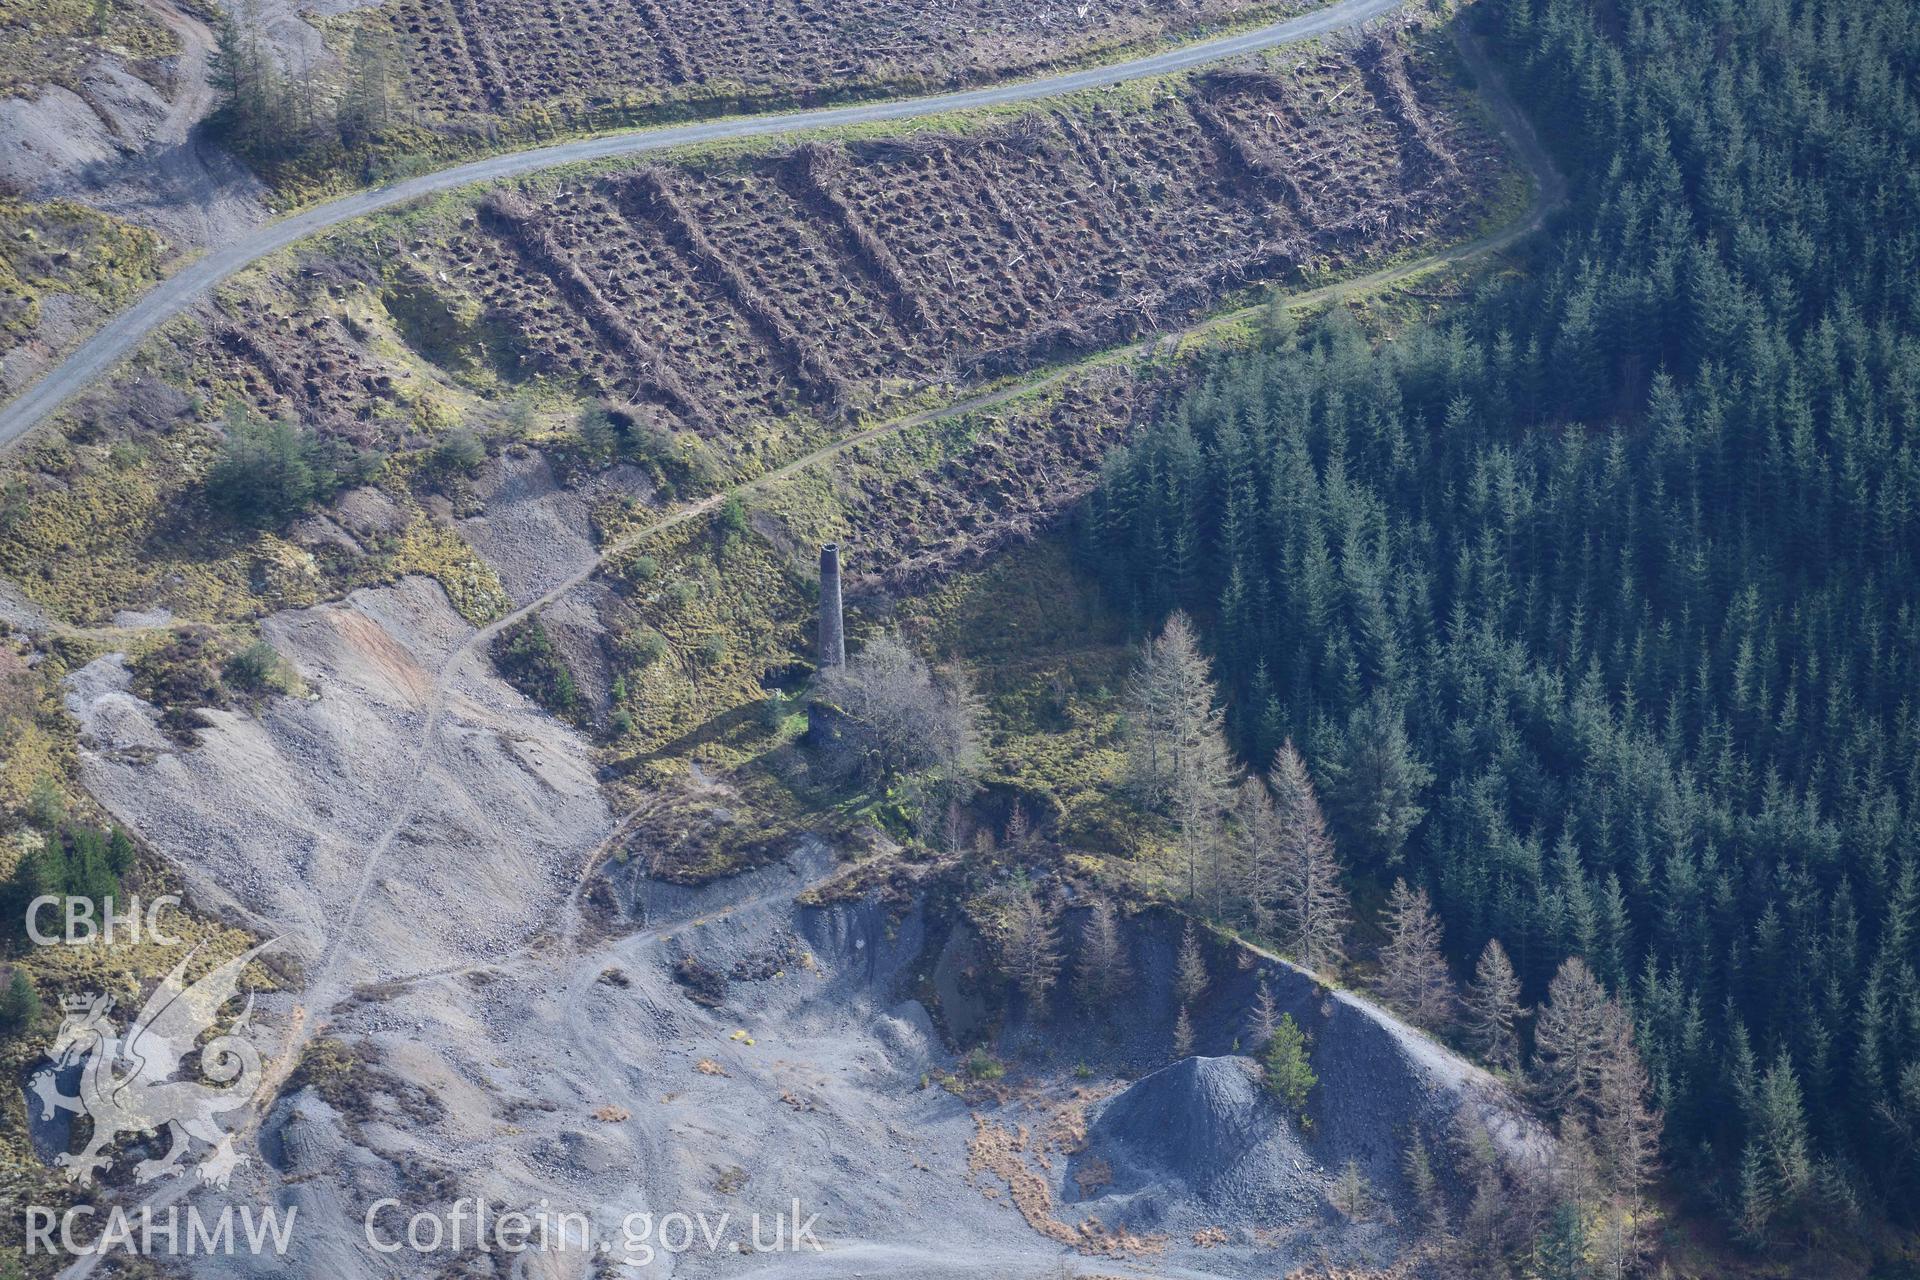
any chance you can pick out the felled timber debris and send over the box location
[615,168,853,414]
[478,191,711,430]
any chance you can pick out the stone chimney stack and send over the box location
[818,543,846,669]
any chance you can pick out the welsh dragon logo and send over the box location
[28,940,278,1188]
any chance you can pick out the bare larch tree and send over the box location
[1270,739,1349,973]
[1379,878,1455,1029]
[1463,936,1525,1071]
[1123,611,1234,900]
[1074,897,1130,1009]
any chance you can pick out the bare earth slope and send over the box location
[0,0,274,396]
[67,575,607,979]
[54,468,1546,1278]
[67,635,1544,1276]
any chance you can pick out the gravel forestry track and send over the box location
[0,0,1406,453]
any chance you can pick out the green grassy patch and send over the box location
[909,537,1156,860]
[599,510,812,760]
[0,406,509,628]
[0,198,165,360]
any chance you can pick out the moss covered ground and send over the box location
[0,0,178,98]
[0,199,166,367]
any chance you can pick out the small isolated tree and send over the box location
[1319,692,1433,870]
[1330,1158,1373,1219]
[1246,975,1280,1052]
[27,776,65,830]
[1074,898,1130,1009]
[1000,887,1061,1016]
[434,427,486,475]
[1263,1013,1315,1118]
[964,1046,1005,1083]
[714,495,748,560]
[1378,879,1455,1029]
[502,391,540,438]
[206,408,314,526]
[494,618,583,724]
[1174,921,1208,1008]
[1270,741,1349,973]
[0,970,40,1032]
[223,639,289,694]
[1403,1134,1447,1237]
[1532,957,1612,1115]
[820,632,982,800]
[205,402,373,527]
[1464,937,1524,1071]
[1172,1005,1195,1059]
[576,405,619,465]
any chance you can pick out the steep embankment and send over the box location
[946,902,1547,1253]
[55,525,1543,1279]
[37,633,1535,1268]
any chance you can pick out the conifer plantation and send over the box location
[1085,0,1920,1247]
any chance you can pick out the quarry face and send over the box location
[52,562,1537,1279]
